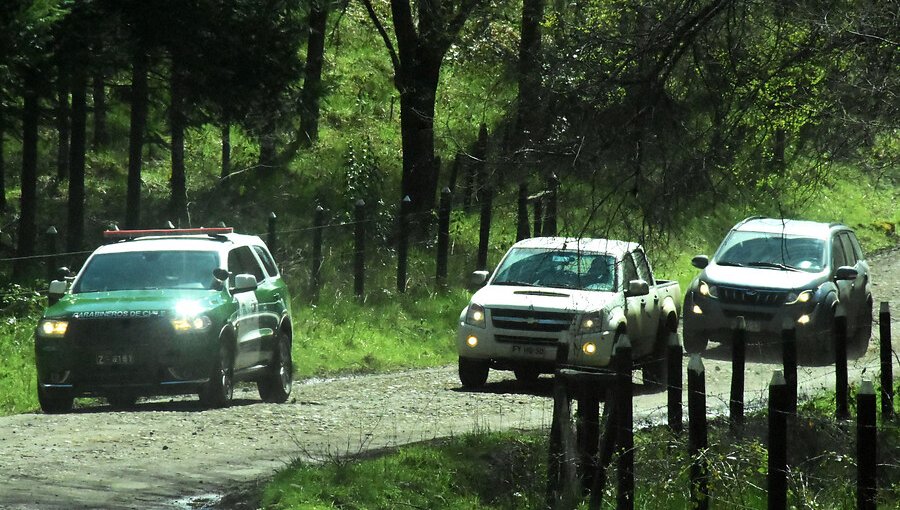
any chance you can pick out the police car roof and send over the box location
[93,233,263,255]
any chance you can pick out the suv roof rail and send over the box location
[102,227,234,241]
[735,215,765,228]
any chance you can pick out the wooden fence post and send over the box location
[576,395,600,496]
[688,354,709,510]
[768,370,788,510]
[730,317,746,434]
[667,331,683,433]
[544,173,559,236]
[517,182,530,241]
[547,339,578,510]
[477,180,493,271]
[354,200,365,299]
[311,205,324,302]
[267,211,277,255]
[782,323,798,415]
[880,302,893,420]
[857,379,877,510]
[45,226,58,282]
[397,195,410,293]
[836,315,850,420]
[615,335,634,510]
[436,188,452,289]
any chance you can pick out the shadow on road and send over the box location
[59,397,261,415]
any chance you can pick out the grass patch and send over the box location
[261,406,900,509]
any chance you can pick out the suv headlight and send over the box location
[786,290,813,305]
[577,311,603,335]
[465,303,486,328]
[38,319,69,337]
[698,280,718,298]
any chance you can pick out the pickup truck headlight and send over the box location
[577,312,603,335]
[698,280,718,298]
[38,319,69,337]
[465,303,486,328]
[785,290,813,305]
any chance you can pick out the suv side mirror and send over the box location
[468,270,490,289]
[625,279,650,297]
[48,280,67,306]
[233,274,258,293]
[691,255,709,269]
[834,266,858,281]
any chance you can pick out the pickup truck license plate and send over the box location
[510,344,546,358]
[96,353,135,365]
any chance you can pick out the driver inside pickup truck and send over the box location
[584,256,613,290]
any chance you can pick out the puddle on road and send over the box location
[171,492,223,509]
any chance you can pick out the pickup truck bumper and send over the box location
[684,291,833,353]
[456,323,616,372]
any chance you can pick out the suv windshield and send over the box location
[492,248,616,291]
[714,231,825,272]
[73,251,220,293]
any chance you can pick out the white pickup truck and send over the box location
[456,237,681,388]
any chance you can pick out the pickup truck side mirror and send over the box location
[468,270,490,289]
[233,274,258,293]
[625,279,650,297]
[48,280,67,306]
[834,266,858,281]
[691,255,709,269]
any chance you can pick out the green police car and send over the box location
[34,227,293,413]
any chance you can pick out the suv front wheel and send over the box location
[200,341,234,408]
[37,383,73,414]
[258,330,293,403]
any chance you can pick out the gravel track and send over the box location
[1,247,897,509]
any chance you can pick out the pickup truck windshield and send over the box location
[714,232,825,272]
[492,248,616,291]
[73,251,220,293]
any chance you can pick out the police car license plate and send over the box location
[745,320,762,333]
[510,344,546,358]
[96,353,135,365]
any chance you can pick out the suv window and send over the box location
[846,231,864,260]
[622,255,638,290]
[228,246,265,283]
[831,235,848,268]
[632,250,654,285]
[253,245,279,277]
[839,232,858,265]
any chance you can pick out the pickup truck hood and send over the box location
[46,289,218,319]
[471,285,617,313]
[705,264,826,290]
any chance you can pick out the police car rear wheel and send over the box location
[258,331,292,403]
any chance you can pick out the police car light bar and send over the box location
[103,227,234,239]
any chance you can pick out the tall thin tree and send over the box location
[125,48,149,229]
[299,0,329,146]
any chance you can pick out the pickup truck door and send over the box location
[633,249,662,355]
[622,254,651,355]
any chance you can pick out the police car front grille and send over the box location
[67,318,175,385]
[489,308,574,332]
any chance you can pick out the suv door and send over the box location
[838,231,865,329]
[228,246,266,369]
[251,244,286,364]
[830,234,856,325]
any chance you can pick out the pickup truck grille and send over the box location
[718,286,786,306]
[495,335,559,346]
[489,308,574,332]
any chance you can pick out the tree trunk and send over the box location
[398,59,441,214]
[126,49,149,229]
[515,0,544,146]
[169,61,187,225]
[258,118,276,172]
[221,123,231,179]
[14,70,40,279]
[67,69,87,252]
[56,68,70,182]
[299,0,328,146]
[92,73,108,149]
[0,110,6,212]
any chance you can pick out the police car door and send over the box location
[228,247,264,369]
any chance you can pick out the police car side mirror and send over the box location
[233,274,258,293]
[48,280,67,306]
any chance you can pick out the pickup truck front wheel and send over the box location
[458,357,489,389]
[683,331,708,354]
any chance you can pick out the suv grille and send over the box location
[489,308,574,332]
[67,318,175,385]
[718,286,786,306]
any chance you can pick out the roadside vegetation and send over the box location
[261,394,900,509]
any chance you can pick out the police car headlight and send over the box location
[172,315,212,332]
[465,303,486,328]
[38,319,69,337]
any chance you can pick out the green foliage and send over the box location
[0,316,38,414]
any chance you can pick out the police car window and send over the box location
[73,251,219,293]
[253,245,278,277]
[228,247,265,283]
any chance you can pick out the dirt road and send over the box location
[1,247,897,509]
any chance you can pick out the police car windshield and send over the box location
[73,251,220,293]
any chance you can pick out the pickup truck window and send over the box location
[633,249,654,285]
[492,248,616,291]
[715,231,825,272]
[622,255,638,288]
[73,251,219,293]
